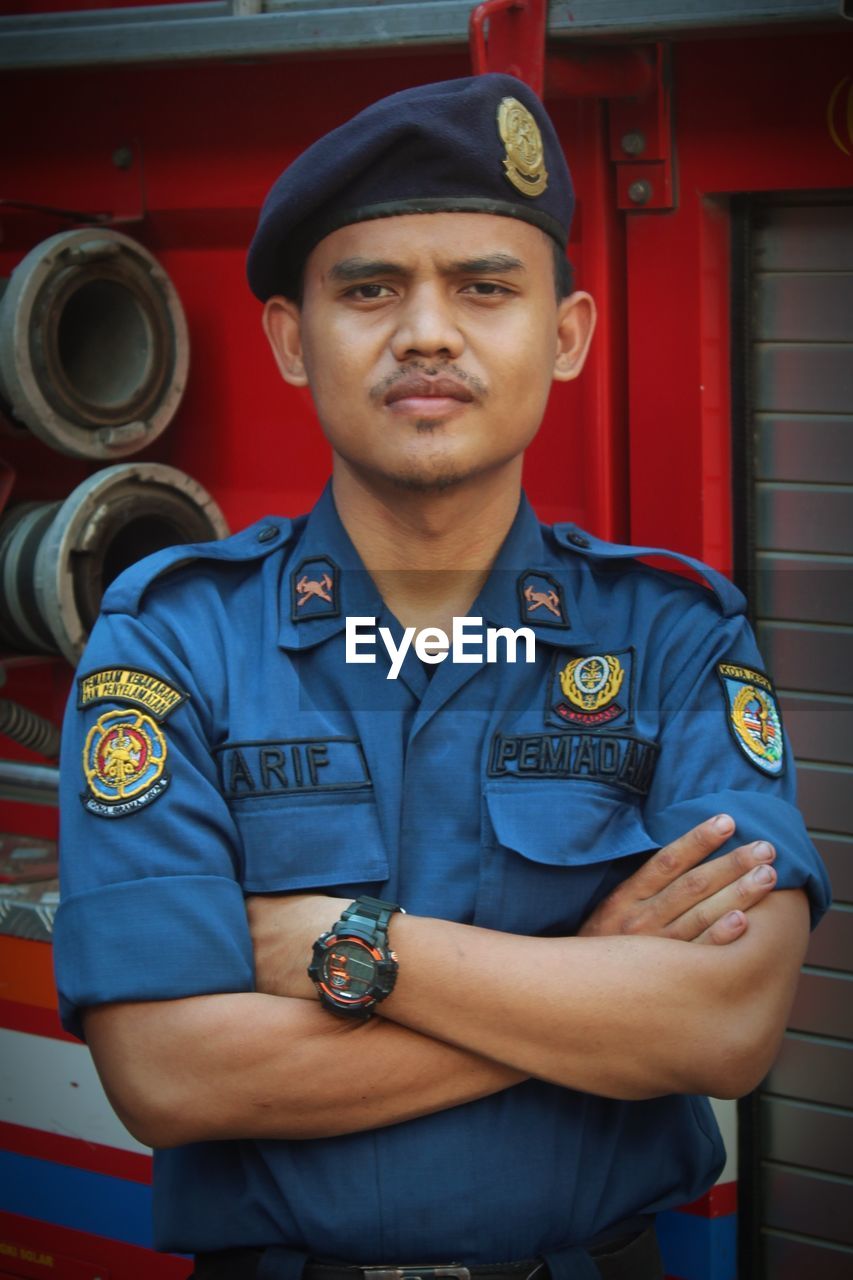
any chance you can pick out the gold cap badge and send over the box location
[497,97,549,198]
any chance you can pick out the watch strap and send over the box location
[339,895,402,940]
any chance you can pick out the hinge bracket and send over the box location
[608,43,675,211]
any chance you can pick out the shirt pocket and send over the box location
[232,793,390,895]
[478,783,660,933]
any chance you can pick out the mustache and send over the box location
[370,361,487,405]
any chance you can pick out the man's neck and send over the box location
[331,463,522,633]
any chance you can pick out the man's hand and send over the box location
[579,814,776,944]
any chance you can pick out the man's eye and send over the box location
[462,281,511,296]
[346,283,393,300]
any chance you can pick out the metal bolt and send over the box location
[627,179,653,206]
[112,145,133,170]
[621,131,646,156]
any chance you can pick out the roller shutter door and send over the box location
[742,202,853,1279]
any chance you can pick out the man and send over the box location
[55,74,830,1280]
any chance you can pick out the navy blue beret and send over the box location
[247,73,574,301]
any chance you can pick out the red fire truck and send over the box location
[0,3,850,1277]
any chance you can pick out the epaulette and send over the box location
[552,523,745,619]
[101,518,294,617]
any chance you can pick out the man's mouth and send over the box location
[383,375,476,417]
[384,376,476,405]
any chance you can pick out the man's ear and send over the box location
[553,291,596,382]
[263,296,309,387]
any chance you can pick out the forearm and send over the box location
[375,892,808,1099]
[377,920,726,1097]
[84,992,525,1148]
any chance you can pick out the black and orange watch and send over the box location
[308,895,402,1020]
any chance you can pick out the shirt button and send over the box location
[567,531,591,548]
[257,525,279,543]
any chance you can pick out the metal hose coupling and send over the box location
[0,228,189,459]
[0,462,228,664]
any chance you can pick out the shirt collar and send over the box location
[473,491,591,648]
[277,484,591,651]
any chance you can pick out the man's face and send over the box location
[264,211,593,495]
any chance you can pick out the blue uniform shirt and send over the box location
[55,486,830,1266]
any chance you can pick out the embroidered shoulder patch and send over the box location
[82,709,170,818]
[518,570,568,627]
[78,668,187,721]
[291,556,340,621]
[717,662,784,777]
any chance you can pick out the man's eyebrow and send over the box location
[327,253,526,282]
[446,254,525,275]
[328,258,408,282]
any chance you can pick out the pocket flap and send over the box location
[235,796,389,893]
[485,783,658,866]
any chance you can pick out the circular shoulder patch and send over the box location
[82,709,170,817]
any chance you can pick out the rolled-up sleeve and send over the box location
[642,608,831,926]
[55,608,252,1039]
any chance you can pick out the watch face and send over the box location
[321,936,378,1003]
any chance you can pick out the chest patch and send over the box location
[717,663,785,777]
[488,730,658,795]
[218,737,371,798]
[547,648,634,730]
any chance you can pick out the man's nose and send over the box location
[389,284,465,362]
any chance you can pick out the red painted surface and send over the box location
[0,1122,151,1186]
[0,936,57,1010]
[0,999,74,1044]
[679,1181,739,1220]
[470,0,547,93]
[0,1212,191,1280]
[609,44,674,212]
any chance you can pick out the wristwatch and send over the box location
[308,895,403,1019]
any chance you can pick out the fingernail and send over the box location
[713,814,734,834]
[754,841,775,861]
[753,864,775,884]
[725,911,743,928]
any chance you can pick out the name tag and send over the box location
[217,737,371,798]
[488,731,659,795]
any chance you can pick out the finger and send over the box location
[622,814,736,899]
[696,909,749,946]
[665,861,777,942]
[652,839,775,920]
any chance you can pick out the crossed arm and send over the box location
[83,817,809,1148]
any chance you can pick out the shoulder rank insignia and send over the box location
[82,709,170,818]
[548,649,634,730]
[291,556,340,621]
[77,667,187,721]
[497,97,548,198]
[718,662,784,777]
[518,570,568,627]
